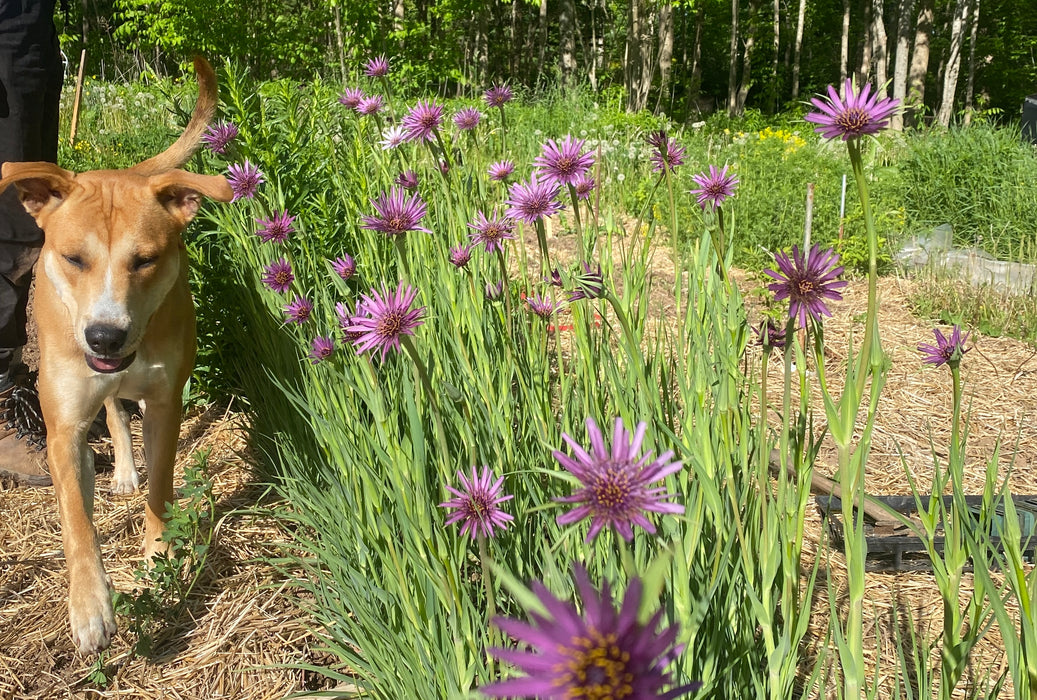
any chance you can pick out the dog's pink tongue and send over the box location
[87,355,126,373]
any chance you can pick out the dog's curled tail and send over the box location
[132,56,219,175]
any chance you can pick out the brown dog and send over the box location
[0,57,232,654]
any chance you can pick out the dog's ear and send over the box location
[149,170,234,226]
[0,162,77,218]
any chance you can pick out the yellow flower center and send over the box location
[554,631,634,699]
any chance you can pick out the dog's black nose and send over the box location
[84,324,128,356]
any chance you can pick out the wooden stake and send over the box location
[68,49,87,147]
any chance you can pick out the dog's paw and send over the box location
[110,468,140,495]
[68,579,117,655]
[142,536,172,564]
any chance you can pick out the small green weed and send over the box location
[112,449,216,659]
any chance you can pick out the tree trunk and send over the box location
[907,0,932,125]
[891,0,916,130]
[840,0,850,87]
[727,0,740,115]
[871,0,889,94]
[935,0,969,126]
[771,0,780,110]
[688,0,705,114]
[963,0,980,124]
[537,0,549,82]
[655,0,675,114]
[333,3,346,83]
[735,0,759,113]
[792,0,807,98]
[560,0,576,88]
[858,0,872,85]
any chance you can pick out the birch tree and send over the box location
[791,0,807,98]
[907,0,932,124]
[891,0,916,129]
[936,0,971,126]
[963,0,980,124]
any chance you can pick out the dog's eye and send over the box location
[132,255,158,272]
[62,254,85,270]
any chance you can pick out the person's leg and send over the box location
[0,5,63,484]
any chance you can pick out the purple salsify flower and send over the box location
[483,565,700,699]
[487,160,515,182]
[526,293,562,319]
[337,87,365,109]
[308,336,335,364]
[553,416,684,542]
[346,281,426,360]
[484,83,513,108]
[648,130,687,173]
[202,121,239,156]
[364,55,389,78]
[380,125,408,150]
[534,135,595,188]
[568,262,606,302]
[283,296,313,325]
[255,210,296,244]
[331,254,356,281]
[260,257,294,294]
[335,301,364,344]
[689,165,738,210]
[572,173,596,200]
[360,187,432,238]
[356,94,384,116]
[918,325,971,367]
[394,170,419,191]
[453,107,482,131]
[764,243,848,328]
[467,211,516,254]
[805,79,901,141]
[544,268,564,288]
[401,99,445,142]
[439,465,514,539]
[227,160,265,201]
[753,319,787,351]
[449,243,473,268]
[485,280,506,302]
[505,174,564,224]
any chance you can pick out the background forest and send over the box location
[60,0,1037,126]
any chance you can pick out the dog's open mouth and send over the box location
[85,353,137,374]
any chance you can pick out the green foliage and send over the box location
[889,124,1037,263]
[112,450,216,659]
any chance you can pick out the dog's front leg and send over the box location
[141,398,181,561]
[48,422,117,654]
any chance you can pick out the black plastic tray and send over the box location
[815,494,1037,572]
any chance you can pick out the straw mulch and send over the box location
[0,402,339,700]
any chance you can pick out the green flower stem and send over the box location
[713,207,730,286]
[401,335,450,473]
[478,535,498,678]
[394,236,411,282]
[566,183,586,259]
[378,76,396,121]
[664,167,683,321]
[534,219,551,272]
[497,106,507,156]
[848,139,882,397]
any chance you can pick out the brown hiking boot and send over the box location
[0,369,50,487]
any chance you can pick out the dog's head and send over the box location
[0,162,232,372]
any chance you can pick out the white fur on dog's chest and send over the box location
[98,350,175,402]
